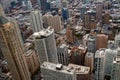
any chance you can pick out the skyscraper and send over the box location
[84,52,94,74]
[0,16,31,80]
[96,34,108,50]
[111,56,120,80]
[27,0,33,10]
[115,33,120,47]
[70,46,87,65]
[84,10,96,29]
[94,49,106,80]
[87,35,96,53]
[62,0,68,8]
[96,3,103,22]
[24,50,40,75]
[33,27,58,64]
[41,62,77,80]
[57,44,69,65]
[30,10,43,32]
[0,3,4,15]
[43,14,62,33]
[0,0,17,10]
[38,0,47,12]
[66,26,75,43]
[104,48,118,76]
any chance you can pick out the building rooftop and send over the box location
[41,62,75,74]
[88,35,96,41]
[33,27,54,39]
[95,49,106,58]
[86,52,94,57]
[60,44,67,48]
[68,64,90,74]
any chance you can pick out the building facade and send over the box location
[94,49,106,80]
[84,52,94,74]
[96,34,108,50]
[33,27,58,64]
[43,14,62,33]
[41,62,76,80]
[68,64,90,80]
[0,16,31,80]
[111,56,120,80]
[30,10,43,32]
[104,48,118,76]
[57,44,69,65]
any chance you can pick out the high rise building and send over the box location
[84,52,94,74]
[96,3,103,22]
[33,27,58,64]
[87,35,96,53]
[27,0,33,10]
[94,49,106,80]
[41,62,77,80]
[70,46,87,65]
[0,4,4,15]
[84,10,96,29]
[62,8,69,20]
[0,16,31,80]
[68,64,90,80]
[102,11,110,24]
[30,10,43,32]
[56,0,61,8]
[80,5,87,19]
[66,26,75,43]
[38,0,47,12]
[24,50,40,75]
[0,0,17,10]
[43,14,62,33]
[96,34,108,50]
[62,0,68,8]
[115,33,120,47]
[111,56,120,80]
[104,48,118,76]
[57,44,69,65]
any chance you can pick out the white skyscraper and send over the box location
[41,62,77,80]
[57,44,69,65]
[30,10,43,32]
[115,33,120,47]
[33,27,58,64]
[111,56,120,80]
[94,49,106,80]
[104,48,118,76]
[56,0,61,8]
[27,0,33,10]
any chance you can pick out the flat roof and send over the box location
[41,62,75,74]
[68,64,90,74]
[33,27,54,39]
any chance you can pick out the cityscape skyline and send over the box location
[0,0,120,80]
